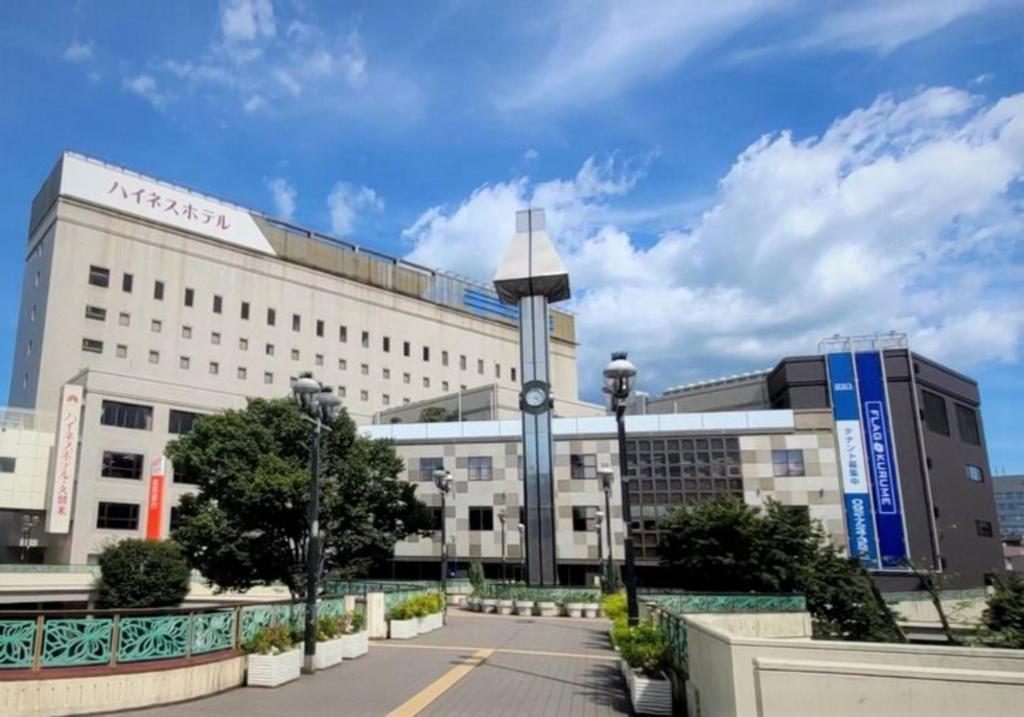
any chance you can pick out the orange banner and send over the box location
[146,457,166,540]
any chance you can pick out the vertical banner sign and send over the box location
[854,351,909,568]
[826,353,880,568]
[47,384,83,534]
[146,456,167,540]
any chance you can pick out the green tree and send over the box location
[419,407,459,423]
[981,574,1024,648]
[167,398,432,596]
[658,497,904,642]
[96,539,191,608]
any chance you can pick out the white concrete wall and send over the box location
[0,410,54,511]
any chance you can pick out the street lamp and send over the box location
[516,522,526,583]
[594,509,605,590]
[498,512,508,583]
[291,372,342,674]
[603,351,639,626]
[597,467,615,594]
[433,468,453,622]
[20,515,39,562]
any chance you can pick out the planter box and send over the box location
[463,596,478,611]
[389,617,419,640]
[536,601,559,617]
[340,630,369,659]
[417,612,443,633]
[621,660,672,716]
[314,637,344,670]
[480,599,498,614]
[497,599,515,616]
[565,602,584,618]
[583,603,600,619]
[514,601,535,616]
[247,648,301,688]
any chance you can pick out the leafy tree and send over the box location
[658,497,904,642]
[96,539,190,608]
[419,407,459,423]
[167,398,432,597]
[981,574,1024,648]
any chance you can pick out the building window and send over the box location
[266,343,275,356]
[85,305,106,321]
[339,359,347,370]
[403,341,410,357]
[168,410,200,435]
[239,337,248,350]
[182,325,192,339]
[209,362,219,375]
[477,359,484,375]
[956,404,981,446]
[184,288,194,307]
[101,400,152,430]
[460,355,467,370]
[423,346,430,362]
[382,394,390,406]
[213,295,223,314]
[211,332,221,345]
[264,372,274,384]
[442,351,449,367]
[154,281,164,300]
[267,308,276,326]
[362,331,370,348]
[316,320,324,337]
[442,381,449,392]
[118,312,130,326]
[966,464,985,483]
[339,325,348,342]
[469,507,494,531]
[572,507,597,532]
[403,373,411,384]
[116,344,127,358]
[292,314,301,332]
[179,356,191,369]
[976,520,994,537]
[82,338,103,354]
[772,449,805,477]
[571,454,597,479]
[383,368,391,380]
[172,461,200,485]
[241,301,250,320]
[291,349,300,361]
[170,506,181,531]
[361,363,369,375]
[237,366,247,380]
[88,265,109,287]
[337,386,346,398]
[149,350,159,364]
[315,354,324,366]
[360,390,369,402]
[419,457,444,479]
[122,273,133,293]
[0,457,17,473]
[422,377,430,388]
[468,456,493,481]
[97,502,139,530]
[511,367,517,383]
[921,390,950,436]
[101,452,144,480]
[151,319,162,333]
[383,337,391,353]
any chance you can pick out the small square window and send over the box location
[339,359,347,370]
[360,390,369,401]
[184,288,194,307]
[266,343,275,356]
[495,363,501,378]
[511,367,517,383]
[315,354,324,366]
[772,449,805,477]
[976,520,993,537]
[403,341,411,357]
[119,312,130,326]
[122,273,133,293]
[239,337,248,350]
[442,381,449,392]
[382,394,390,406]
[442,351,449,367]
[337,386,347,398]
[469,507,494,531]
[316,320,324,337]
[154,281,164,300]
[88,265,109,287]
[291,349,300,361]
[151,319,162,333]
[179,356,190,369]
[264,371,274,384]
[116,344,127,358]
[0,457,16,474]
[237,367,247,380]
[477,359,484,374]
[383,337,391,353]
[966,464,985,483]
[209,362,219,375]
[403,373,411,384]
[362,331,370,348]
[423,346,430,362]
[182,325,192,339]
[211,332,221,345]
[361,364,369,375]
[82,338,103,353]
[460,355,467,370]
[571,454,597,479]
[85,305,106,321]
[422,377,430,388]
[149,350,160,364]
[383,368,391,379]
[468,456,493,481]
[213,295,222,314]
[572,506,598,532]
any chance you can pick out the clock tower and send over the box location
[493,209,570,586]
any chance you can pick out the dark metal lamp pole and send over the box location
[598,468,615,594]
[433,469,453,622]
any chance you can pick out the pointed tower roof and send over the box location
[492,209,571,305]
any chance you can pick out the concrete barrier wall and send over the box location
[684,613,1024,717]
[0,656,245,717]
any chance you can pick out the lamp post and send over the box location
[20,515,39,562]
[603,351,639,626]
[498,512,508,583]
[597,467,615,593]
[291,372,342,674]
[433,468,453,622]
[594,509,605,589]
[516,522,526,582]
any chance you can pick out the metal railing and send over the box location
[0,594,363,672]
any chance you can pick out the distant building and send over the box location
[994,475,1024,537]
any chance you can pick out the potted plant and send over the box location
[618,621,673,716]
[416,593,445,633]
[513,592,536,616]
[244,624,301,688]
[314,614,345,670]
[497,589,515,616]
[480,586,498,614]
[582,592,601,618]
[536,592,559,617]
[388,600,419,639]
[339,612,369,659]
[563,592,585,619]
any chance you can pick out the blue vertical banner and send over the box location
[854,351,909,568]
[826,353,880,568]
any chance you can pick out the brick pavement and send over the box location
[116,610,631,717]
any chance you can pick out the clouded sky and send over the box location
[1,0,1022,471]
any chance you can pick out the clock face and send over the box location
[520,380,551,414]
[524,386,547,407]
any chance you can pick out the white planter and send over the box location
[481,599,498,614]
[621,661,672,716]
[430,611,444,630]
[314,637,344,670]
[583,603,600,618]
[246,648,301,688]
[340,630,369,659]
[417,612,443,633]
[463,596,477,611]
[565,602,584,618]
[514,601,535,616]
[497,599,515,616]
[389,617,419,639]
[537,601,559,617]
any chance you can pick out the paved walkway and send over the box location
[120,610,632,717]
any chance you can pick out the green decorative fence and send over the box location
[0,594,358,672]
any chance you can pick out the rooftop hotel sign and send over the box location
[46,384,82,534]
[58,153,276,256]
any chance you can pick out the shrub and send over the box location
[389,602,412,620]
[96,539,191,608]
[610,616,630,648]
[244,625,295,655]
[348,611,365,633]
[317,615,343,641]
[469,560,486,595]
[618,620,671,677]
[981,574,1024,648]
[602,592,627,622]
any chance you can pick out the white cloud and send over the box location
[266,177,296,220]
[404,87,1024,396]
[524,149,540,161]
[123,74,170,110]
[64,40,93,62]
[244,94,267,112]
[328,183,384,235]
[221,0,276,44]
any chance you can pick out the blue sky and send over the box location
[1,1,1022,472]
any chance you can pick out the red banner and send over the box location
[146,457,166,540]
